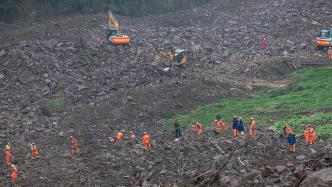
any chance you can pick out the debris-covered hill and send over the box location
[0,0,331,186]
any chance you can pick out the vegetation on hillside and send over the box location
[0,0,210,22]
[162,66,332,141]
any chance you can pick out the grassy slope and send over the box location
[162,66,332,141]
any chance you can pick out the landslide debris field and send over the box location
[0,0,332,186]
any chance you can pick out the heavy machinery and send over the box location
[153,47,188,67]
[106,10,130,45]
[315,29,332,50]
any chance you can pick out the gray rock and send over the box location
[0,49,6,57]
[0,73,4,79]
[59,131,64,137]
[310,148,317,155]
[300,167,332,187]
[275,165,286,173]
[296,155,306,160]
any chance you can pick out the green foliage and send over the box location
[162,66,332,140]
[316,124,332,141]
[46,98,71,113]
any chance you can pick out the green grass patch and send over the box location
[46,98,71,113]
[162,66,332,140]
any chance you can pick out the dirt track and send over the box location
[0,0,332,186]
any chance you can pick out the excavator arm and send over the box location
[108,10,120,33]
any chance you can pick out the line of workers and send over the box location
[3,115,317,181]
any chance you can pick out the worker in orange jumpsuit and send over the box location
[10,164,17,181]
[249,117,256,137]
[116,130,124,141]
[70,136,79,153]
[129,131,136,140]
[195,122,203,135]
[5,144,11,165]
[308,127,316,144]
[328,47,332,59]
[304,126,310,143]
[261,36,268,50]
[214,119,223,133]
[143,132,151,150]
[31,143,39,159]
[287,132,296,152]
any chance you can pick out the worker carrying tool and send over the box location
[31,143,39,159]
[143,132,151,150]
[249,117,256,137]
[237,117,245,139]
[304,125,310,143]
[195,122,203,135]
[283,124,292,137]
[308,127,316,145]
[174,120,182,138]
[5,144,11,165]
[129,131,136,140]
[10,164,17,181]
[232,116,239,138]
[287,132,296,152]
[70,136,79,153]
[116,130,124,141]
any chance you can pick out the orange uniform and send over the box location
[215,120,223,131]
[308,129,316,144]
[71,137,79,152]
[143,132,151,150]
[10,164,17,181]
[5,145,10,164]
[31,144,39,158]
[249,118,256,137]
[195,122,203,135]
[116,132,124,141]
[285,126,292,136]
[304,128,310,143]
[328,48,332,59]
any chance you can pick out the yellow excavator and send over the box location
[106,10,130,45]
[153,47,188,66]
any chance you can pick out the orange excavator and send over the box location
[315,29,332,50]
[106,10,130,45]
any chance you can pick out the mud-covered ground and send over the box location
[0,0,331,186]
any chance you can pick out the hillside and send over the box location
[0,0,331,186]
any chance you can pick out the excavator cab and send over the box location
[315,29,332,50]
[106,10,130,45]
[174,49,188,65]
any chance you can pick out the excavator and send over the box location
[153,47,188,67]
[106,10,130,45]
[315,29,332,50]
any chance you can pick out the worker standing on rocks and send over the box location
[261,36,268,50]
[129,131,136,140]
[308,127,316,144]
[304,125,310,143]
[287,132,296,152]
[237,117,245,139]
[31,143,39,159]
[214,119,224,134]
[70,136,79,153]
[232,116,239,138]
[116,130,124,141]
[174,120,182,138]
[249,117,256,137]
[10,164,17,181]
[143,132,151,150]
[5,144,11,165]
[195,122,203,135]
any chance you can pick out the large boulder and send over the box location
[300,168,332,187]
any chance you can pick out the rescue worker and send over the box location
[31,143,39,159]
[328,47,332,59]
[232,116,239,138]
[10,164,17,181]
[129,131,136,140]
[249,117,256,137]
[70,136,79,153]
[214,119,223,134]
[304,125,310,143]
[174,120,182,138]
[283,124,292,137]
[5,144,11,165]
[109,136,116,143]
[237,117,245,139]
[116,130,124,141]
[261,36,268,50]
[287,132,296,152]
[195,122,203,135]
[143,132,151,150]
[308,127,316,145]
